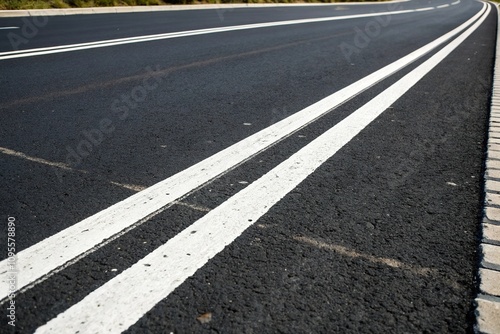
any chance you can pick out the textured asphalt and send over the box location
[0,0,496,332]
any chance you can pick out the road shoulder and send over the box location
[475,3,500,333]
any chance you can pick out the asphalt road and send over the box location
[0,0,496,332]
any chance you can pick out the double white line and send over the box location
[1,2,490,332]
[0,2,458,61]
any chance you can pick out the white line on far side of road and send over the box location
[35,4,491,333]
[0,2,487,302]
[0,26,19,30]
[0,3,456,60]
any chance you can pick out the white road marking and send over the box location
[0,2,487,302]
[34,5,491,332]
[0,6,443,61]
[0,27,19,30]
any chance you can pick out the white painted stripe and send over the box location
[0,2,487,302]
[35,5,491,332]
[437,4,450,8]
[0,6,439,60]
[0,26,19,30]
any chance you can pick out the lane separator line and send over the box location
[34,5,491,332]
[0,4,447,60]
[0,2,487,302]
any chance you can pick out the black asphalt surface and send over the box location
[0,0,496,332]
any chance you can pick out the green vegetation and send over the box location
[0,0,384,10]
